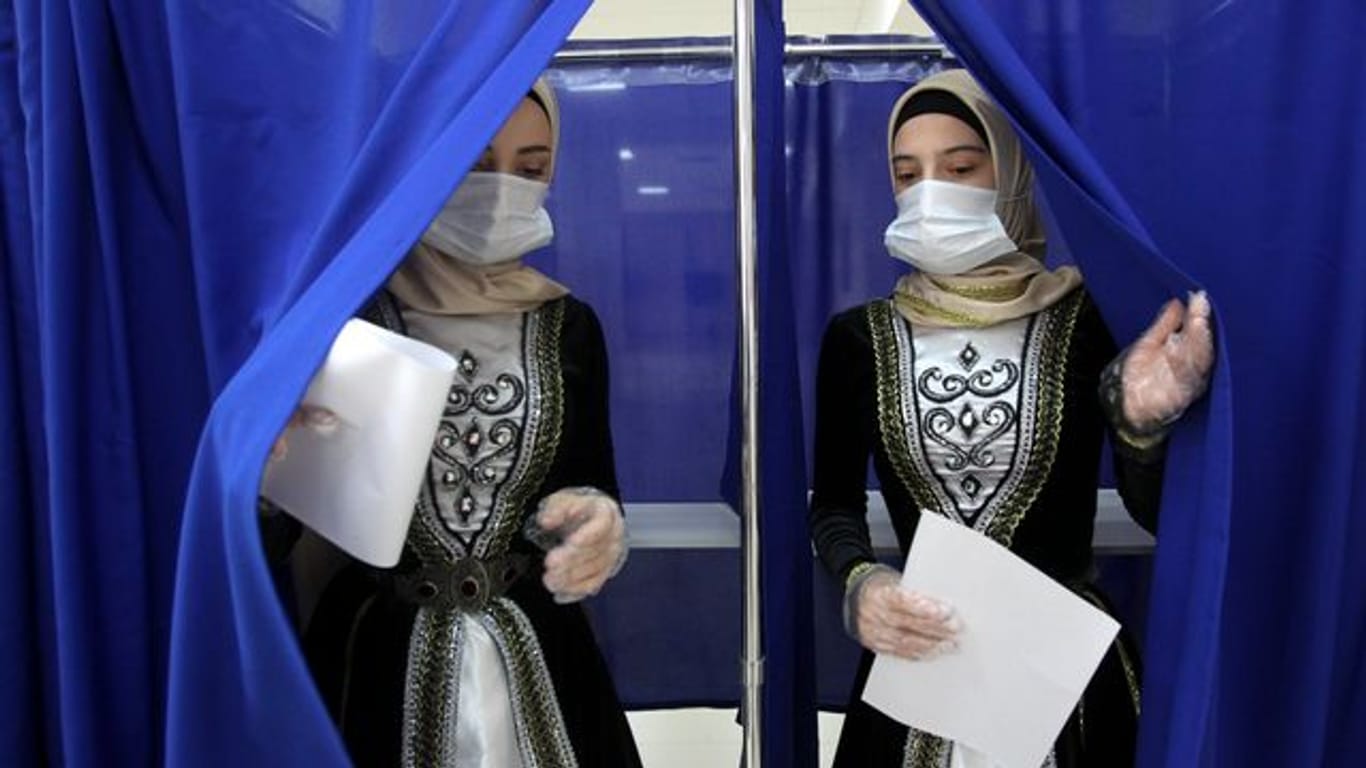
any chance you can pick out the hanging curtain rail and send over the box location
[552,40,948,63]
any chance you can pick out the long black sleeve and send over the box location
[809,310,878,584]
[257,497,303,566]
[1109,427,1167,534]
[553,299,621,505]
[1082,300,1169,534]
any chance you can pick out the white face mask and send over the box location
[421,172,554,266]
[883,179,1018,275]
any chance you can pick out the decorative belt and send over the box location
[388,554,532,612]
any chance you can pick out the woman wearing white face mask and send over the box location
[810,70,1215,767]
[267,80,642,767]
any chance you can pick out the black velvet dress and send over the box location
[268,293,641,768]
[810,288,1165,768]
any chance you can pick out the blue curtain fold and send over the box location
[0,1,592,764]
[165,3,593,764]
[3,0,206,762]
[912,0,1365,765]
[1,5,43,763]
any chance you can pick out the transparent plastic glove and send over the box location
[843,564,961,660]
[1117,291,1215,435]
[268,405,340,463]
[528,487,627,604]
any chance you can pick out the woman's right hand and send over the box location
[848,565,961,660]
[269,405,339,462]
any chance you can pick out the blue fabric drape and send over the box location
[913,0,1366,765]
[3,1,208,762]
[0,6,45,761]
[0,1,591,764]
[166,3,593,764]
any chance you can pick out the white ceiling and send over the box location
[569,0,933,40]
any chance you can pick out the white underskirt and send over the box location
[453,615,522,768]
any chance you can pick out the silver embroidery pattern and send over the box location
[397,301,577,768]
[977,314,1047,540]
[901,729,951,768]
[413,314,534,558]
[402,607,465,768]
[901,736,1058,768]
[483,598,579,768]
[892,311,1046,534]
[480,306,559,559]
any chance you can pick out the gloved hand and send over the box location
[269,405,340,462]
[844,564,960,660]
[1115,291,1216,436]
[530,487,627,603]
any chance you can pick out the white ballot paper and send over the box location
[862,512,1120,768]
[262,319,456,567]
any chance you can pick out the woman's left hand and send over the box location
[537,488,627,602]
[1122,291,1216,432]
[269,405,340,462]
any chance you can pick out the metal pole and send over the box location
[732,0,764,766]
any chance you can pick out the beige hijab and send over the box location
[887,70,1081,328]
[388,78,569,315]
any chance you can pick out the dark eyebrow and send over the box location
[942,145,988,156]
[517,145,552,156]
[893,145,988,164]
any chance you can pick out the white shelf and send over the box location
[625,489,1154,554]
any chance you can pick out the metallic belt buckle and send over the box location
[446,558,491,612]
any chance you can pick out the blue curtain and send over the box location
[0,1,591,764]
[912,0,1366,765]
[0,7,45,763]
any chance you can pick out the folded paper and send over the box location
[262,319,456,567]
[863,512,1119,768]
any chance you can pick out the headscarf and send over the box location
[886,69,1082,328]
[387,78,568,315]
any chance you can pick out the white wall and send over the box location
[569,0,934,40]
